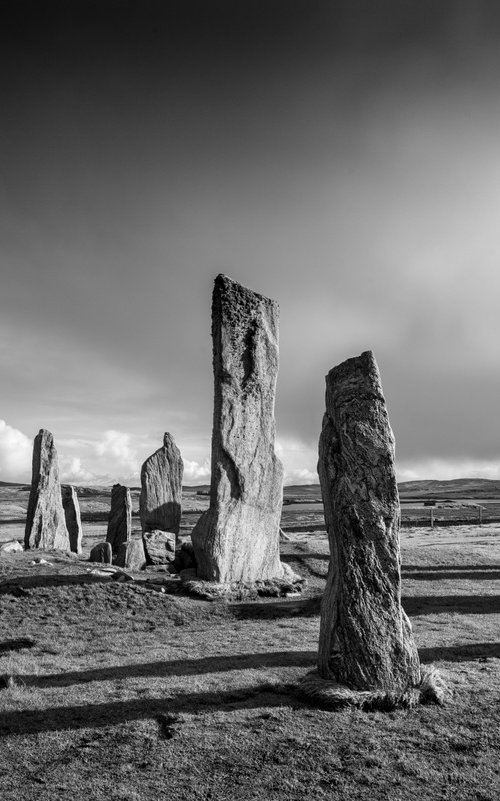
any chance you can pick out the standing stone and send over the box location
[191,274,284,583]
[106,484,132,555]
[317,351,420,696]
[61,485,83,554]
[24,429,70,551]
[139,433,183,534]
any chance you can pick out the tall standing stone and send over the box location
[106,484,132,555]
[191,274,284,583]
[139,433,183,534]
[316,351,420,698]
[62,485,83,554]
[24,429,70,551]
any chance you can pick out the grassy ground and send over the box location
[0,526,500,800]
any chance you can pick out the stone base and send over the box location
[297,666,448,711]
[179,567,305,601]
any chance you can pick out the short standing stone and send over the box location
[139,433,183,535]
[89,541,113,564]
[61,485,83,554]
[317,350,421,694]
[115,538,147,571]
[106,484,132,555]
[142,530,176,565]
[191,274,284,583]
[24,429,70,551]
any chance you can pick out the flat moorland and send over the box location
[0,521,500,801]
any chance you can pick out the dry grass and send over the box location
[0,526,500,800]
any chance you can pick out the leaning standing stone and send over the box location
[24,429,70,551]
[192,274,284,583]
[106,484,132,555]
[139,433,183,534]
[61,485,83,554]
[302,351,422,708]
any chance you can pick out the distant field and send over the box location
[2,480,500,542]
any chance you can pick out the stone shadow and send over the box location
[0,686,307,738]
[16,650,316,689]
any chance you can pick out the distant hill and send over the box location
[398,478,500,500]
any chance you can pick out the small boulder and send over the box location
[89,542,113,564]
[173,541,197,573]
[142,530,176,565]
[115,539,147,571]
[0,540,23,554]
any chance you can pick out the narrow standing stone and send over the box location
[61,485,83,554]
[24,429,70,551]
[191,274,284,583]
[106,484,132,555]
[139,433,183,534]
[317,350,420,694]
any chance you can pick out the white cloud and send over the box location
[396,458,500,483]
[58,455,96,484]
[183,458,211,484]
[276,436,318,485]
[0,419,32,482]
[94,430,139,478]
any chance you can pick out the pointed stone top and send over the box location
[163,432,175,447]
[214,274,277,308]
[37,428,53,441]
[326,350,383,400]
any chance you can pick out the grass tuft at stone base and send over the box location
[296,665,449,711]
[180,574,306,601]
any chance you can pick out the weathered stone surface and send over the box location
[61,485,83,554]
[115,538,147,571]
[0,540,23,554]
[24,429,70,551]
[139,433,183,534]
[142,529,176,565]
[192,274,284,583]
[318,350,421,693]
[89,541,113,564]
[106,484,132,555]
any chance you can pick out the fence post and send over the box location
[478,505,483,525]
[430,508,434,528]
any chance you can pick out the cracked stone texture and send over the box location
[142,529,176,565]
[115,538,147,571]
[24,429,70,551]
[191,274,284,583]
[61,485,83,554]
[318,350,421,693]
[106,484,132,555]
[139,433,183,534]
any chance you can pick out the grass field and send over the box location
[1,518,500,800]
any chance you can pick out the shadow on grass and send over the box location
[403,565,500,581]
[0,685,306,737]
[231,596,322,619]
[18,650,316,689]
[232,592,500,620]
[419,642,500,663]
[402,595,500,615]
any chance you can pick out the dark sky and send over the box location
[1,1,500,483]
